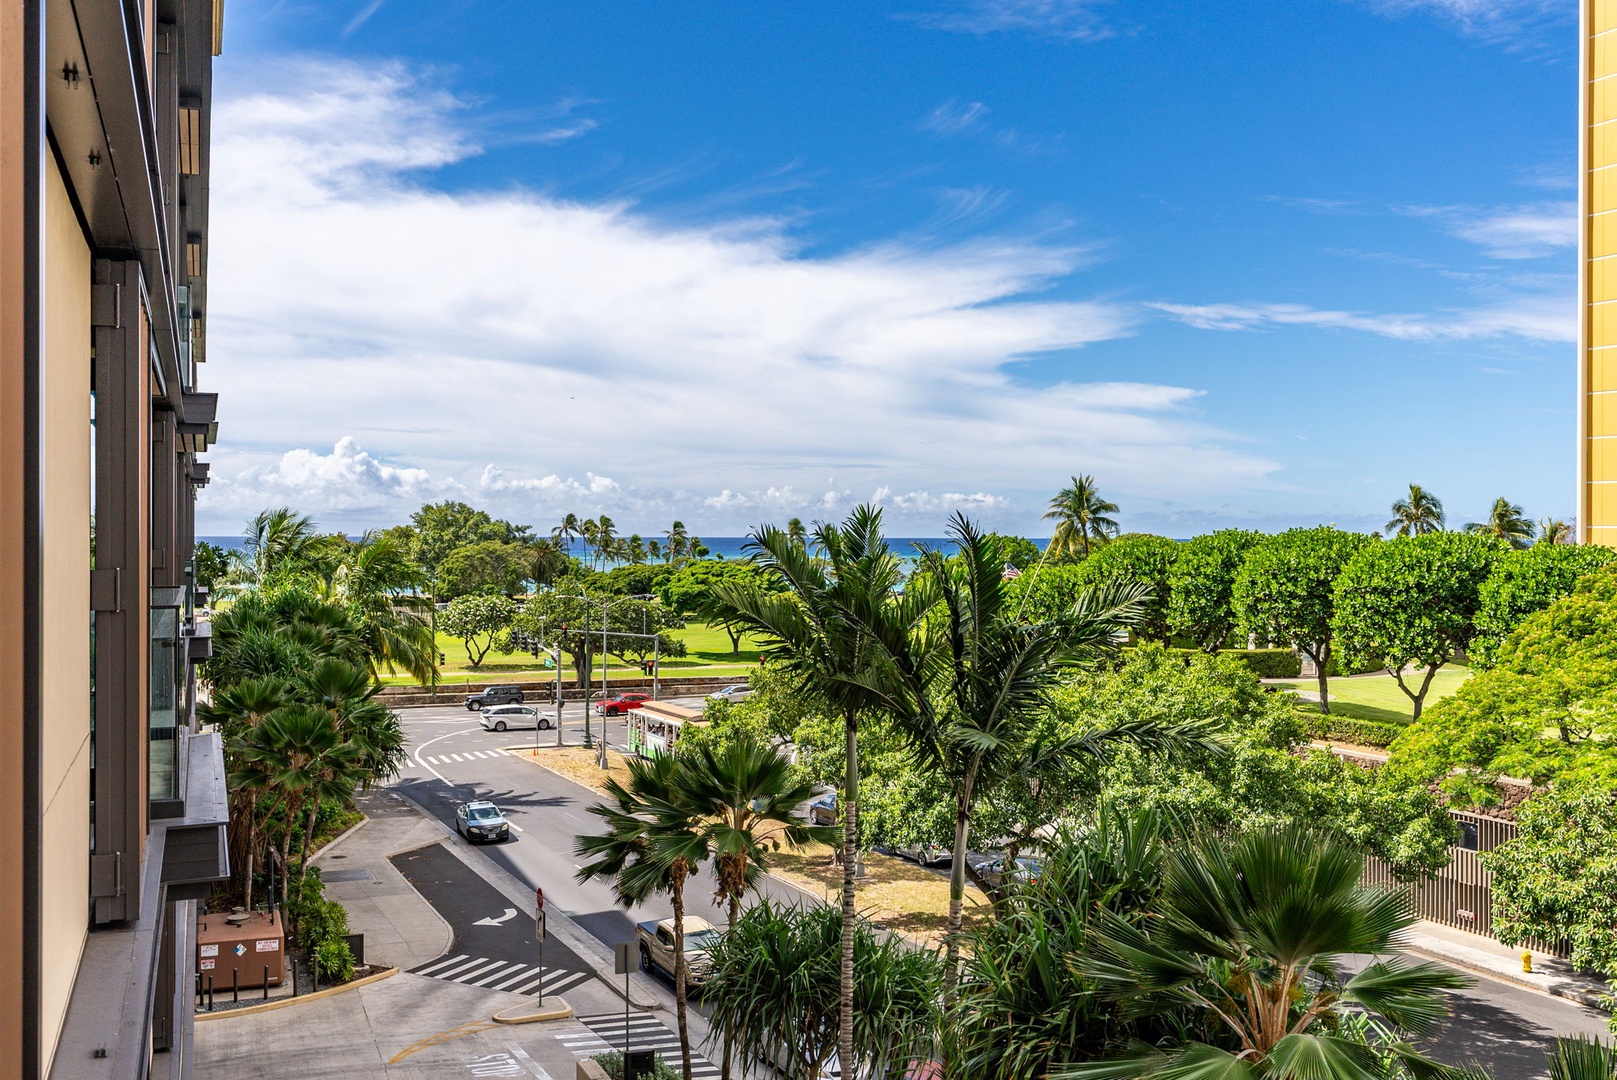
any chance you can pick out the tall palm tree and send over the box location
[680,734,838,1080]
[710,506,935,1078]
[595,515,619,569]
[326,530,437,683]
[1539,517,1576,546]
[553,513,582,554]
[627,534,648,565]
[529,537,571,587]
[1386,483,1446,537]
[665,521,690,563]
[1465,497,1534,550]
[204,676,292,910]
[1043,475,1119,561]
[1060,828,1470,1080]
[576,754,708,1080]
[224,507,328,593]
[907,516,1212,990]
[786,518,807,549]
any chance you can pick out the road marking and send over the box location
[472,907,519,927]
[570,1013,722,1077]
[451,958,510,983]
[467,961,526,987]
[387,1020,501,1064]
[449,753,466,762]
[410,724,483,781]
[434,957,493,979]
[415,953,470,976]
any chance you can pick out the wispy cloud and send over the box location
[200,58,1276,531]
[930,185,1012,228]
[921,100,991,135]
[1262,194,1370,216]
[907,0,1115,41]
[1152,296,1571,343]
[342,0,388,36]
[1399,201,1576,259]
[1354,0,1573,45]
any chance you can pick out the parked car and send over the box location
[453,800,511,843]
[465,685,523,710]
[635,916,721,987]
[891,840,950,867]
[707,684,753,704]
[595,692,651,717]
[809,793,838,826]
[479,704,551,732]
[973,854,1043,894]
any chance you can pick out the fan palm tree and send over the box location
[907,515,1217,990]
[1386,484,1446,537]
[1464,497,1534,550]
[1539,518,1576,546]
[1059,827,1471,1080]
[680,734,839,1080]
[203,676,292,910]
[709,506,935,1077]
[1550,1036,1617,1080]
[576,754,709,1080]
[1043,475,1119,561]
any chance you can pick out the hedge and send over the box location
[1301,713,1403,748]
[1125,646,1303,679]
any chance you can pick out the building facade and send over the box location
[1583,0,1617,543]
[0,1,227,1077]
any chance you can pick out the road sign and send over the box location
[535,886,544,912]
[613,940,635,975]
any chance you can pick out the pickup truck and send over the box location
[634,916,720,987]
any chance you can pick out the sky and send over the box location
[197,0,1580,539]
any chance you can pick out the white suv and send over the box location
[479,704,550,732]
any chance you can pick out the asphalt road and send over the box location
[389,704,1612,1078]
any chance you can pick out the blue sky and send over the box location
[197,0,1579,538]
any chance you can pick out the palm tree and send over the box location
[203,676,292,910]
[595,515,619,569]
[576,754,708,1080]
[627,534,648,565]
[579,518,600,568]
[553,513,582,554]
[710,506,935,1078]
[665,521,690,563]
[1464,497,1534,550]
[680,734,838,1080]
[1550,1036,1617,1080]
[224,507,329,593]
[786,518,807,549]
[1043,475,1119,561]
[907,516,1206,990]
[529,537,571,587]
[1386,483,1446,537]
[1060,827,1470,1080]
[1539,518,1576,545]
[326,530,437,683]
[702,898,941,1080]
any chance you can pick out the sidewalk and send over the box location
[311,788,454,972]
[1404,920,1610,1010]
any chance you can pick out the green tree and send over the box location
[410,500,531,578]
[660,560,778,654]
[576,754,708,1080]
[529,538,575,588]
[193,540,230,594]
[701,898,941,1080]
[326,530,438,684]
[678,734,835,1079]
[1540,518,1577,545]
[1061,828,1469,1080]
[224,507,332,593]
[1232,526,1372,715]
[1467,496,1535,550]
[709,507,934,1076]
[1386,483,1446,537]
[438,594,518,667]
[436,539,533,598]
[984,533,1042,571]
[1068,533,1180,644]
[1167,528,1263,650]
[1483,780,1617,979]
[1470,542,1616,668]
[1042,474,1119,561]
[664,520,692,563]
[1331,531,1502,719]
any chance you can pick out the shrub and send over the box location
[1300,713,1403,749]
[313,937,355,984]
[287,868,350,952]
[1125,646,1301,679]
[589,1051,682,1080]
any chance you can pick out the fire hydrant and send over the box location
[1522,951,1533,973]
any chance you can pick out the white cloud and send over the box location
[875,489,1009,513]
[207,437,459,518]
[922,100,990,134]
[908,0,1115,40]
[1356,0,1570,43]
[1151,295,1572,343]
[1404,201,1577,259]
[196,58,1277,532]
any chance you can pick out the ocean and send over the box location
[195,535,997,564]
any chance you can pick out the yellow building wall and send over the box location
[1587,0,1617,543]
[39,152,92,1073]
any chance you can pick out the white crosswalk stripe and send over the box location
[412,956,591,998]
[571,1014,721,1078]
[413,953,469,976]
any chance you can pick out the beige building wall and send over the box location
[39,152,92,1072]
[1585,0,1617,543]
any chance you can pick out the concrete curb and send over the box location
[492,995,574,1024]
[309,812,371,863]
[1404,944,1608,1011]
[194,966,399,1021]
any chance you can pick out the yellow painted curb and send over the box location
[194,966,398,1020]
[492,996,573,1024]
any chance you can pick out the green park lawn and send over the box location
[379,621,765,686]
[1277,666,1471,725]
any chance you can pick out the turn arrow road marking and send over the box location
[472,907,518,927]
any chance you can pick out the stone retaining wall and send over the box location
[378,675,746,708]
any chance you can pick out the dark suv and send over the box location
[465,684,524,710]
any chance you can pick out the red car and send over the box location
[595,693,651,717]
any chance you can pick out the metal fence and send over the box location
[1362,811,1568,957]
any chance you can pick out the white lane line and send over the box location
[466,961,526,987]
[433,957,490,979]
[449,753,466,762]
[451,959,509,983]
[409,724,483,781]
[413,953,469,976]
[488,964,537,991]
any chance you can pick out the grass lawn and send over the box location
[1277,666,1471,724]
[510,744,983,946]
[378,622,764,686]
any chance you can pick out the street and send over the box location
[388,704,1613,1079]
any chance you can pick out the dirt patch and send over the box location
[511,745,635,794]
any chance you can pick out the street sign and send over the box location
[613,940,635,975]
[535,886,545,912]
